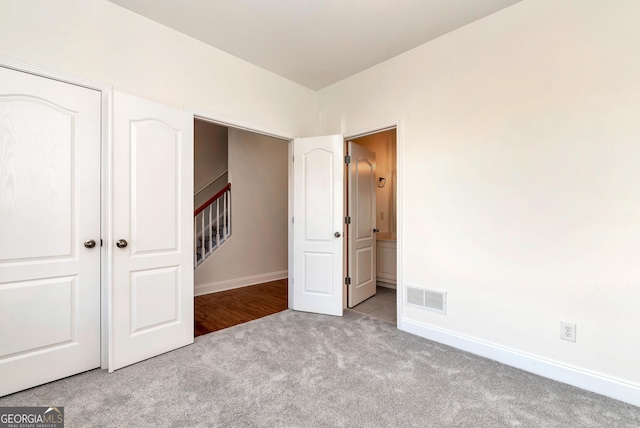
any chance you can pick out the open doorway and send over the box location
[346,128,398,323]
[192,119,290,336]
[196,120,399,334]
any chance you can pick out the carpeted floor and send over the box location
[1,310,638,427]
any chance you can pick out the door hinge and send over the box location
[292,155,294,162]
[292,217,294,224]
[345,277,351,285]
[345,155,351,164]
[345,216,351,224]
[100,239,103,247]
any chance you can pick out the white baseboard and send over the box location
[401,318,640,408]
[194,270,288,296]
[377,281,396,290]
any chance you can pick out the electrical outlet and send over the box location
[560,321,577,342]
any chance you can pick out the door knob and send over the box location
[373,228,380,233]
[84,239,96,248]
[116,239,128,248]
[334,232,341,238]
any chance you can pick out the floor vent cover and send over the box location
[406,286,447,314]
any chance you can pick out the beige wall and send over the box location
[0,0,317,137]
[351,129,396,234]
[194,121,228,192]
[194,121,228,209]
[194,129,288,292]
[318,0,640,396]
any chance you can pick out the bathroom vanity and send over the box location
[376,232,397,288]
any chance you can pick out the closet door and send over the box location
[110,91,194,371]
[0,66,101,396]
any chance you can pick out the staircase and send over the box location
[194,183,231,268]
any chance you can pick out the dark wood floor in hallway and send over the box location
[194,279,288,337]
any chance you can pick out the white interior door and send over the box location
[110,91,194,371]
[0,67,101,396]
[292,135,344,316]
[347,141,377,307]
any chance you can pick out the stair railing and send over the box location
[194,183,231,268]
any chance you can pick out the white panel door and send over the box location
[347,141,377,307]
[0,67,101,396]
[292,135,344,316]
[111,91,193,371]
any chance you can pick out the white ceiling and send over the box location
[107,0,522,90]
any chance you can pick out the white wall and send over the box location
[5,0,639,405]
[194,129,288,294]
[0,0,316,137]
[0,0,309,298]
[318,0,640,403]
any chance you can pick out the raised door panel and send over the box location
[355,247,373,286]
[131,120,179,254]
[303,149,334,242]
[355,157,374,240]
[0,97,74,261]
[130,267,179,334]
[303,252,334,295]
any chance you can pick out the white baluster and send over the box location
[208,205,213,253]
[216,198,220,247]
[200,211,205,262]
[194,216,198,268]
[227,189,231,236]
[194,185,233,266]
[223,191,228,237]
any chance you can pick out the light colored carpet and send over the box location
[1,310,638,427]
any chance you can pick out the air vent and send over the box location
[406,286,447,315]
[407,287,425,306]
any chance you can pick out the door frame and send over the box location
[164,110,404,327]
[344,120,404,328]
[186,106,296,304]
[0,55,113,368]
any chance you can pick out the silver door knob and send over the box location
[373,228,379,233]
[334,232,341,238]
[116,239,128,248]
[84,239,96,248]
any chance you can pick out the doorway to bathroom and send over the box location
[346,127,398,323]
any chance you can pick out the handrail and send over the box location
[194,169,228,196]
[194,183,231,216]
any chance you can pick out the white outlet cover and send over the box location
[560,321,577,342]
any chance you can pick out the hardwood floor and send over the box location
[194,279,288,337]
